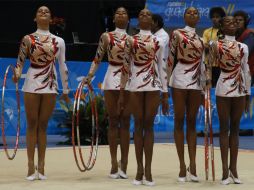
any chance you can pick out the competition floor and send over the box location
[1,135,254,190]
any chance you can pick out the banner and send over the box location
[145,0,254,28]
[0,58,253,136]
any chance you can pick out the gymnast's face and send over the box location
[221,16,237,36]
[138,9,153,30]
[114,7,129,29]
[184,7,200,28]
[35,6,52,25]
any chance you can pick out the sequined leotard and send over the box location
[209,35,251,97]
[15,29,69,94]
[168,26,205,90]
[123,30,168,92]
[88,28,129,90]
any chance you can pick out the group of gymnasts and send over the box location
[12,4,251,186]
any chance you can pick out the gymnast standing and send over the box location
[167,7,205,183]
[14,6,70,180]
[120,8,168,186]
[84,7,131,179]
[208,15,251,185]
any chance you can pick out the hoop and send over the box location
[204,89,215,181]
[1,65,20,160]
[204,90,209,180]
[207,89,215,181]
[72,80,99,172]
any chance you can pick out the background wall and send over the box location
[132,0,254,37]
[0,0,145,61]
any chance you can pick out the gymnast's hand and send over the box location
[161,98,169,115]
[245,95,250,113]
[82,74,93,84]
[118,89,125,115]
[12,74,19,83]
[161,92,169,115]
[201,93,205,107]
[205,80,212,90]
[60,93,71,104]
[82,77,90,84]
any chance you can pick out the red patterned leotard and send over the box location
[88,28,128,90]
[209,35,251,97]
[15,29,69,94]
[168,26,205,90]
[123,30,168,92]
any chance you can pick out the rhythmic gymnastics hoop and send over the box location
[72,80,99,172]
[204,89,209,180]
[204,88,215,181]
[1,65,20,160]
[207,89,215,181]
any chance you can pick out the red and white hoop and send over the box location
[1,65,20,160]
[72,80,99,172]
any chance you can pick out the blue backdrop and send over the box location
[129,0,254,28]
[0,58,253,136]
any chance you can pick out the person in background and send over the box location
[14,6,70,180]
[234,10,254,86]
[84,7,131,179]
[151,14,169,62]
[203,7,226,87]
